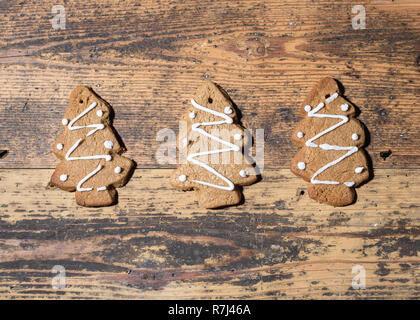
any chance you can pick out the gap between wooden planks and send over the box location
[0,168,418,299]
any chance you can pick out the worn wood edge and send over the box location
[0,267,418,300]
[0,260,418,299]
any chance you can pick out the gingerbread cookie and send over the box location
[170,80,258,208]
[50,86,134,207]
[291,77,370,206]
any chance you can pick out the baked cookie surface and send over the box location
[170,80,258,209]
[50,86,134,207]
[291,77,370,206]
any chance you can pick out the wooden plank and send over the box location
[0,168,418,299]
[0,0,419,168]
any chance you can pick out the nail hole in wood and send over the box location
[380,150,392,160]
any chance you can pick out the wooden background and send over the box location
[0,0,419,299]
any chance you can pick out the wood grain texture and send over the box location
[0,168,418,299]
[0,0,419,300]
[0,0,419,168]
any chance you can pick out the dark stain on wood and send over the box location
[375,236,419,258]
[375,263,391,277]
[328,212,351,227]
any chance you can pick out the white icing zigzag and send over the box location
[64,101,108,192]
[186,99,241,191]
[68,101,105,136]
[304,93,358,186]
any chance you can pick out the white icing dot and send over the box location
[297,162,306,170]
[59,174,68,182]
[341,104,349,111]
[304,105,311,112]
[344,181,355,187]
[189,111,196,119]
[352,133,359,141]
[105,155,112,162]
[179,174,187,182]
[56,143,63,150]
[96,110,103,117]
[97,186,107,191]
[104,141,113,149]
[240,170,249,178]
[224,107,233,115]
[62,118,69,125]
[114,166,121,174]
[297,131,304,138]
[234,134,242,141]
[355,167,364,174]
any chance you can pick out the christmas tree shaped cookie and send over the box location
[291,77,370,206]
[170,80,258,208]
[50,86,134,207]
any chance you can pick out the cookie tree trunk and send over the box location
[170,80,257,209]
[291,77,370,206]
[50,86,134,207]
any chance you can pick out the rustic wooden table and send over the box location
[0,0,419,299]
